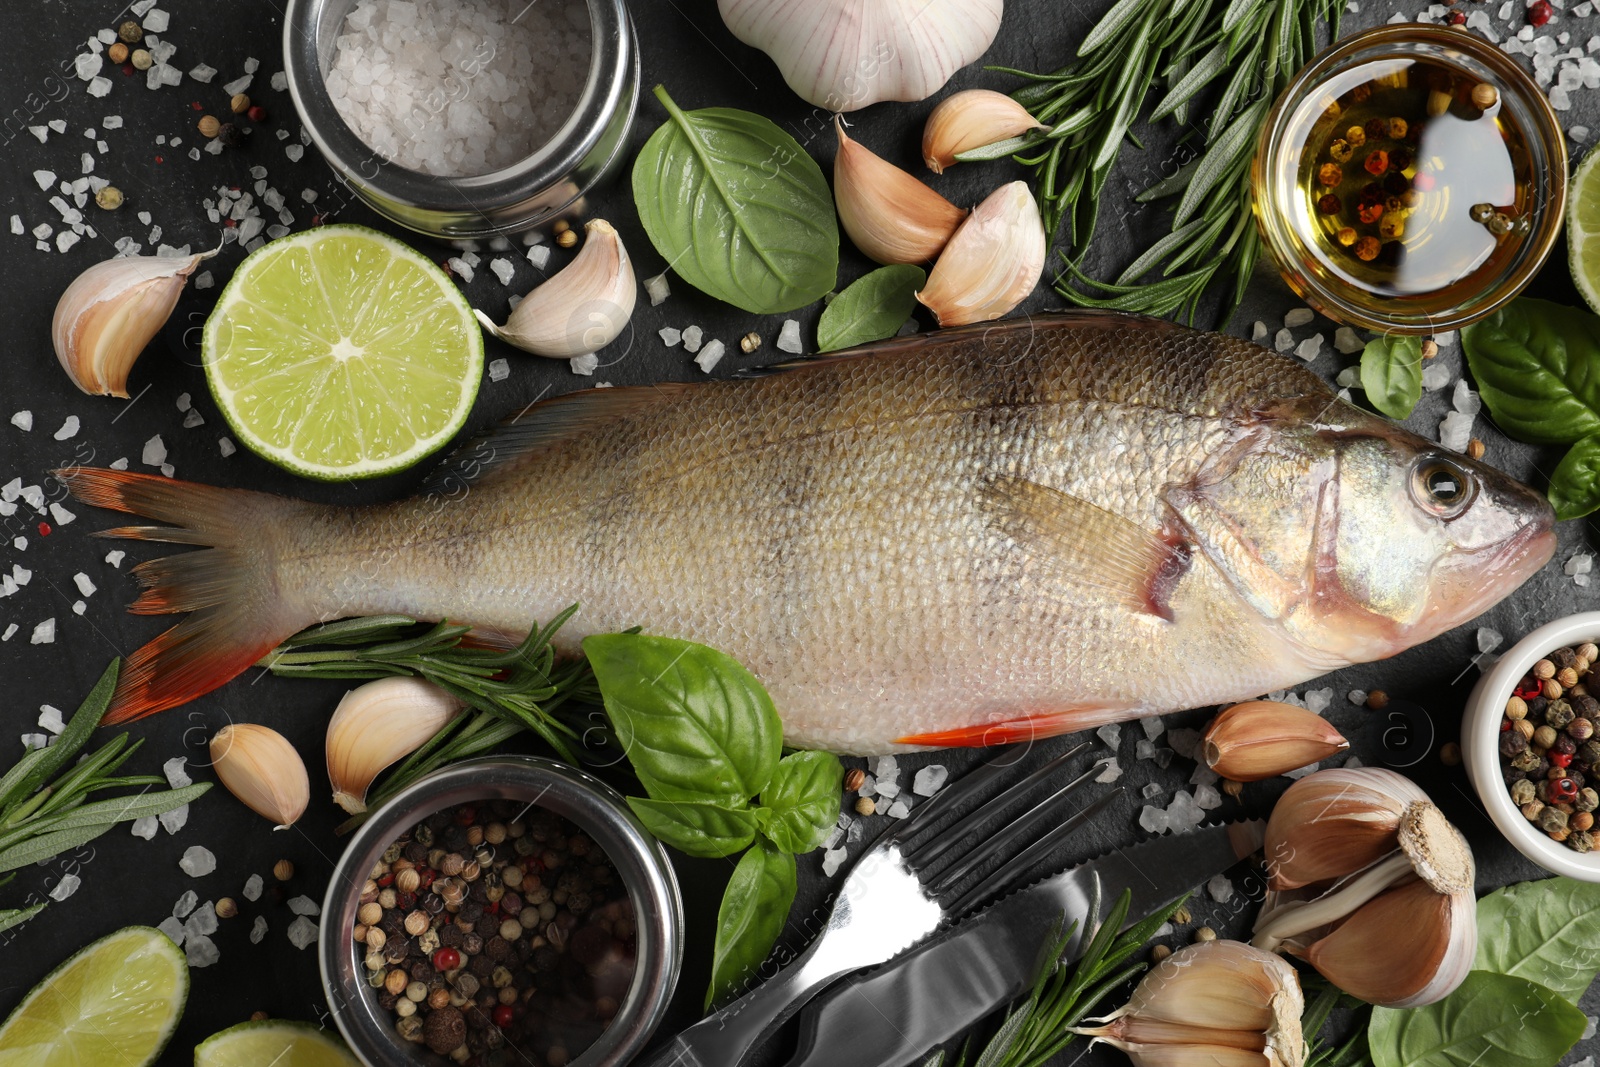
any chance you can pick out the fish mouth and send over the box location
[1427,511,1557,633]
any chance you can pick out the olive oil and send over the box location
[1289,56,1535,300]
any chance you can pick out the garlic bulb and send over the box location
[834,119,968,266]
[1253,767,1477,1008]
[326,676,465,814]
[475,219,635,358]
[923,89,1043,173]
[718,0,1004,111]
[1074,939,1306,1067]
[210,723,310,829]
[52,250,214,397]
[1202,701,1349,782]
[916,181,1045,326]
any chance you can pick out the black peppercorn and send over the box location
[462,932,484,956]
[485,936,514,964]
[422,1007,467,1055]
[444,826,470,851]
[1528,696,1550,719]
[1501,729,1528,758]
[404,841,429,865]
[218,123,248,148]
[378,991,399,1011]
[1364,117,1388,140]
[439,923,465,948]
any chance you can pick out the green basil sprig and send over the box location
[1368,971,1584,1067]
[583,634,842,1009]
[1463,298,1600,519]
[817,265,926,353]
[1472,877,1600,1005]
[632,86,838,315]
[1360,335,1423,421]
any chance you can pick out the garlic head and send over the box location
[923,89,1043,173]
[326,676,465,814]
[210,723,310,829]
[1262,766,1430,890]
[834,119,967,266]
[476,219,636,359]
[1202,701,1349,783]
[718,0,1004,112]
[1303,879,1478,1009]
[53,251,213,397]
[916,181,1045,327]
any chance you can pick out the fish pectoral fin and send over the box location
[982,476,1192,622]
[896,704,1136,747]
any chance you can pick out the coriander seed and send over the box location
[94,185,124,210]
[740,332,761,354]
[274,858,295,881]
[231,93,251,114]
[384,968,409,996]
[1466,438,1485,460]
[855,796,876,816]
[1150,944,1172,963]
[1194,926,1217,943]
[250,1010,269,1022]
[214,897,238,919]
[557,228,579,249]
[844,768,866,792]
[130,48,153,70]
[1420,339,1439,360]
[108,42,129,64]
[1171,904,1191,924]
[1221,778,1244,798]
[198,115,221,139]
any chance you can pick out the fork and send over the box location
[639,742,1122,1067]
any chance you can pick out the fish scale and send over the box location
[60,313,1555,751]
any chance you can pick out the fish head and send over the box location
[1179,402,1554,667]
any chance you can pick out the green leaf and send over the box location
[1462,298,1600,444]
[1474,877,1600,1003]
[1149,42,1227,120]
[757,751,843,854]
[0,783,211,854]
[1173,99,1263,227]
[1368,971,1584,1067]
[1360,334,1424,419]
[0,660,119,818]
[583,633,781,804]
[0,903,46,935]
[0,821,116,875]
[1079,0,1154,56]
[631,85,837,315]
[625,796,758,858]
[817,265,925,353]
[1549,437,1600,521]
[706,838,797,1009]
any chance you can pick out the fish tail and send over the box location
[55,467,319,724]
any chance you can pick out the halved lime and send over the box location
[203,224,483,480]
[194,1020,360,1067]
[1568,148,1600,315]
[0,925,188,1066]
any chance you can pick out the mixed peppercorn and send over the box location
[355,800,637,1066]
[1499,642,1600,853]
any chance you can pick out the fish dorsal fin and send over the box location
[419,382,696,496]
[982,476,1192,621]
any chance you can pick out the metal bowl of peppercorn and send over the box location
[1464,611,1600,882]
[319,755,684,1066]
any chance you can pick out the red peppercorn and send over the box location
[1529,0,1554,26]
[190,100,203,111]
[1502,719,1513,732]
[454,806,476,826]
[247,104,267,123]
[1552,752,1574,768]
[37,522,51,536]
[1363,150,1389,177]
[377,873,395,887]
[1317,193,1341,215]
[433,947,461,972]
[417,868,436,889]
[1551,776,1580,803]
[491,1004,514,1028]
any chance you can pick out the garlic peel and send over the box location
[1202,701,1349,782]
[718,0,1004,112]
[53,251,214,397]
[923,89,1043,173]
[477,219,635,359]
[1302,880,1477,1008]
[326,676,465,814]
[1263,767,1430,890]
[916,181,1045,327]
[210,722,310,829]
[834,119,967,266]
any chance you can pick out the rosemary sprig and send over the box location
[1301,978,1374,1067]
[975,0,1343,324]
[929,885,1190,1067]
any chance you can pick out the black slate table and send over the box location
[0,1,1596,1065]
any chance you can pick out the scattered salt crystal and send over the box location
[37,706,64,734]
[251,916,268,944]
[1096,723,1121,749]
[55,232,79,254]
[1335,366,1362,388]
[131,816,159,840]
[1168,728,1202,761]
[160,804,189,834]
[48,873,81,903]
[1304,687,1334,714]
[1451,379,1482,415]
[488,357,511,382]
[445,257,473,283]
[222,74,252,96]
[1439,410,1475,451]
[54,415,79,440]
[1140,717,1165,740]
[1576,125,1595,142]
[1421,362,1452,391]
[189,63,217,83]
[526,244,550,270]
[1567,553,1595,577]
[490,257,515,285]
[48,119,66,133]
[1274,328,1295,353]
[644,272,670,306]
[143,434,167,466]
[30,618,55,645]
[106,550,125,567]
[194,271,214,290]
[1295,333,1324,361]
[1335,328,1367,354]
[570,353,599,376]
[858,774,876,798]
[1135,738,1157,760]
[110,457,128,469]
[243,874,265,902]
[1284,307,1315,328]
[1207,874,1234,903]
[886,797,912,819]
[1095,757,1123,783]
[1285,762,1320,780]
[1478,627,1504,653]
[821,848,848,877]
[288,894,321,916]
[74,52,103,81]
[695,338,727,374]
[71,573,96,598]
[1166,790,1204,831]
[876,778,901,800]
[10,411,30,430]
[1139,805,1170,834]
[158,916,186,946]
[244,57,260,74]
[180,846,216,877]
[186,935,220,967]
[1194,782,1223,810]
[19,734,48,751]
[659,327,682,347]
[913,765,948,796]
[173,889,199,918]
[822,825,844,850]
[272,71,289,91]
[1585,1016,1598,1041]
[874,755,899,781]
[48,503,75,526]
[1141,782,1164,799]
[1251,321,1269,343]
[71,601,85,616]
[776,319,804,354]
[186,902,218,938]
[0,625,14,642]
[681,325,704,353]
[219,438,236,458]
[143,8,170,31]
[163,757,191,789]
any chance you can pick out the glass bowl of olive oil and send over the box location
[1253,24,1566,335]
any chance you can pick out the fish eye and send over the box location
[1412,457,1476,517]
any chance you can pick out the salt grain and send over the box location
[48,503,75,526]
[526,244,551,270]
[490,257,515,285]
[251,915,269,944]
[30,618,55,645]
[180,846,216,877]
[1478,627,1505,652]
[776,319,804,354]
[158,916,186,945]
[695,339,726,373]
[1295,333,1324,361]
[288,894,321,916]
[488,357,511,381]
[1274,327,1295,353]
[681,325,703,353]
[821,848,848,877]
[173,889,199,918]
[1207,874,1235,903]
[1096,723,1121,749]
[886,797,912,819]
[10,411,30,430]
[186,935,219,967]
[73,572,96,597]
[54,415,79,440]
[160,804,189,834]
[569,354,598,376]
[1284,307,1315,328]
[106,550,125,567]
[164,757,191,788]
[131,816,159,839]
[658,327,682,347]
[1095,757,1123,783]
[143,435,167,466]
[185,902,218,938]
[243,873,264,902]
[644,272,670,306]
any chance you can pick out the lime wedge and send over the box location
[194,1020,361,1067]
[0,925,188,1067]
[1568,148,1600,315]
[203,224,483,480]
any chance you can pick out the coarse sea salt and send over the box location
[695,339,726,374]
[180,846,216,877]
[243,873,264,901]
[131,815,159,839]
[776,319,804,354]
[645,272,670,305]
[251,915,269,944]
[570,354,598,376]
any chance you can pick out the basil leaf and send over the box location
[583,634,781,804]
[1462,298,1600,445]
[758,751,843,854]
[1360,334,1423,420]
[632,85,838,315]
[1475,877,1600,1003]
[706,839,797,1009]
[817,265,925,353]
[626,797,758,859]
[1549,436,1600,521]
[1368,971,1585,1067]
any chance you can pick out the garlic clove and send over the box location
[326,676,465,814]
[1304,879,1477,1008]
[475,219,636,359]
[834,119,968,266]
[916,181,1045,327]
[923,89,1044,174]
[1262,767,1430,890]
[52,251,214,397]
[210,723,310,829]
[718,0,1004,112]
[1202,701,1349,782]
[1093,1045,1279,1067]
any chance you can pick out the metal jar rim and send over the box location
[318,755,683,1067]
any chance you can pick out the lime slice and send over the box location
[194,1020,361,1067]
[0,925,188,1067]
[203,224,483,480]
[1568,148,1600,315]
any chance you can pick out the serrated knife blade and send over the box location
[783,820,1266,1067]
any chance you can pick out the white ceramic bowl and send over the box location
[1463,611,1600,881]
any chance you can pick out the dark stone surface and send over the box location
[0,1,1595,1064]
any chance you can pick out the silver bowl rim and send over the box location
[317,754,684,1067]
